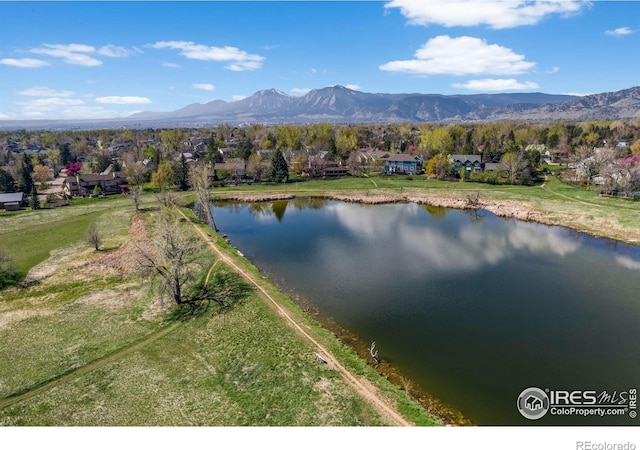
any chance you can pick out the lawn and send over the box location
[1,174,638,426]
[0,198,439,426]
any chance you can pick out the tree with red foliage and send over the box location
[65,161,83,176]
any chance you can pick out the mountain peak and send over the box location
[256,88,291,97]
[126,85,639,125]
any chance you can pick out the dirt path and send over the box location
[177,209,413,427]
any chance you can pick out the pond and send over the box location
[212,199,640,425]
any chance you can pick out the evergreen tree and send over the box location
[30,185,40,210]
[176,153,190,191]
[206,136,224,164]
[0,169,15,193]
[17,154,34,194]
[269,149,289,183]
[60,143,72,166]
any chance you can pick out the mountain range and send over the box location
[129,85,640,125]
[2,85,639,130]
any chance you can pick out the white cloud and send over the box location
[290,87,312,95]
[231,95,247,101]
[12,99,130,119]
[97,45,132,57]
[452,78,540,91]
[12,97,114,119]
[385,0,588,29]
[605,27,637,37]
[193,83,215,91]
[380,35,536,76]
[16,98,85,107]
[226,61,263,71]
[562,92,592,97]
[150,41,265,71]
[0,113,11,119]
[16,86,75,97]
[31,43,102,66]
[95,96,151,105]
[61,106,121,119]
[0,58,50,68]
[162,62,181,68]
[345,84,361,91]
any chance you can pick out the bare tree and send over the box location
[131,185,142,212]
[465,190,483,207]
[0,248,18,289]
[500,152,529,185]
[369,341,379,364]
[86,222,102,251]
[137,208,248,314]
[190,163,217,231]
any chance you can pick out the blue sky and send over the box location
[1,0,639,120]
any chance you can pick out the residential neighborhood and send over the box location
[1,120,640,211]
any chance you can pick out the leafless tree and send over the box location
[190,163,217,231]
[500,152,529,185]
[369,341,379,364]
[465,190,483,207]
[86,222,102,251]
[0,248,17,289]
[131,185,142,212]
[137,208,247,314]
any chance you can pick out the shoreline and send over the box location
[216,190,640,246]
[211,188,640,425]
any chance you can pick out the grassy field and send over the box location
[0,194,439,426]
[1,174,638,426]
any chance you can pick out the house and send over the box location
[525,395,543,412]
[62,173,128,197]
[0,192,25,211]
[451,154,483,173]
[483,162,507,172]
[214,159,246,179]
[525,144,552,163]
[303,160,349,178]
[384,154,423,175]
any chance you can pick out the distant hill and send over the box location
[128,85,640,125]
[2,86,639,130]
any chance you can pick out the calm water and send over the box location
[213,199,640,425]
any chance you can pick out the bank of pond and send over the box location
[209,198,640,426]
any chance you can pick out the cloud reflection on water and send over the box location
[323,202,581,274]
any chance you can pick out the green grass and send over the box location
[0,196,135,279]
[2,174,639,426]
[0,200,439,426]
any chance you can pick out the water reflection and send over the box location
[615,254,640,270]
[214,199,640,425]
[242,197,329,222]
[420,203,448,219]
[324,202,580,274]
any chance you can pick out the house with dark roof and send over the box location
[214,159,246,179]
[0,192,25,211]
[303,160,349,178]
[451,154,483,173]
[62,173,128,197]
[384,154,423,175]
